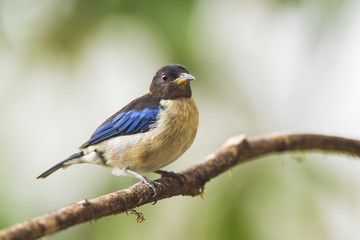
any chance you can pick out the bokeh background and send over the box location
[1,0,360,239]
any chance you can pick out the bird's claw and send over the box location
[141,179,162,204]
[125,168,162,204]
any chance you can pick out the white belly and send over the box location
[87,97,199,175]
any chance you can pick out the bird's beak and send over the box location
[175,73,196,84]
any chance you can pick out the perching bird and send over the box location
[37,64,199,196]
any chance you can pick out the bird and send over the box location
[37,64,199,196]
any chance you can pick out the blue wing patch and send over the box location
[81,105,161,148]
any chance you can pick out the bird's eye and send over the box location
[161,74,168,82]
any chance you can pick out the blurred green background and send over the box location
[1,0,360,239]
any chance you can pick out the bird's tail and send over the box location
[37,152,84,179]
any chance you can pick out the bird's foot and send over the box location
[142,179,162,205]
[125,168,161,204]
[154,170,186,184]
[141,178,162,198]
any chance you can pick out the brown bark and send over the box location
[1,133,360,240]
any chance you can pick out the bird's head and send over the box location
[149,64,195,99]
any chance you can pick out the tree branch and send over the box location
[1,133,360,240]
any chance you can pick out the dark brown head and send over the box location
[149,64,195,99]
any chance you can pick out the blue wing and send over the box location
[81,105,161,148]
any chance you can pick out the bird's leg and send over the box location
[154,170,186,184]
[125,169,161,198]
